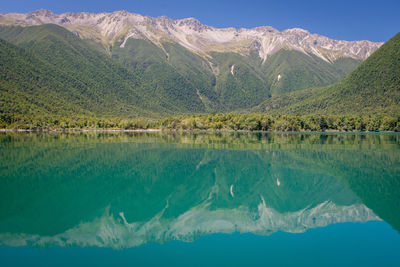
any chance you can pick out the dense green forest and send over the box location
[2,113,399,132]
[0,25,207,116]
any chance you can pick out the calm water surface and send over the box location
[0,132,399,266]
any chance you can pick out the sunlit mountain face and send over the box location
[0,10,381,62]
[0,10,385,115]
[0,132,398,250]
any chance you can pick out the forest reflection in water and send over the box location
[0,132,399,249]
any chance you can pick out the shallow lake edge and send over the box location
[1,128,398,134]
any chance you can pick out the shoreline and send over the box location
[0,128,397,134]
[0,128,161,133]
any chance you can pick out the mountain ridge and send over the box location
[0,9,382,63]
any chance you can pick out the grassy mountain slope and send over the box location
[0,24,165,117]
[112,39,218,112]
[210,52,270,110]
[261,50,361,96]
[0,24,212,117]
[0,38,91,116]
[203,49,359,111]
[107,29,363,112]
[255,33,400,115]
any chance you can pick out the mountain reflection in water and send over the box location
[0,132,399,249]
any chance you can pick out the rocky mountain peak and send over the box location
[284,28,310,34]
[155,15,174,28]
[27,9,55,17]
[253,26,279,33]
[176,17,211,32]
[112,10,130,16]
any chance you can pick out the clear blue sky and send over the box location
[1,0,399,42]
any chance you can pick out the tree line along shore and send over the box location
[1,113,400,132]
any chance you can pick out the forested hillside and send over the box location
[0,22,398,130]
[255,33,400,116]
[0,23,365,121]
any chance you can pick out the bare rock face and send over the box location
[177,17,211,32]
[0,10,383,62]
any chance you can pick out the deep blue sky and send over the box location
[1,0,399,42]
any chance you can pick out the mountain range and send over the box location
[0,9,380,62]
[0,9,398,119]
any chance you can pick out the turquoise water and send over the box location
[0,132,399,266]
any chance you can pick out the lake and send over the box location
[0,132,399,266]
